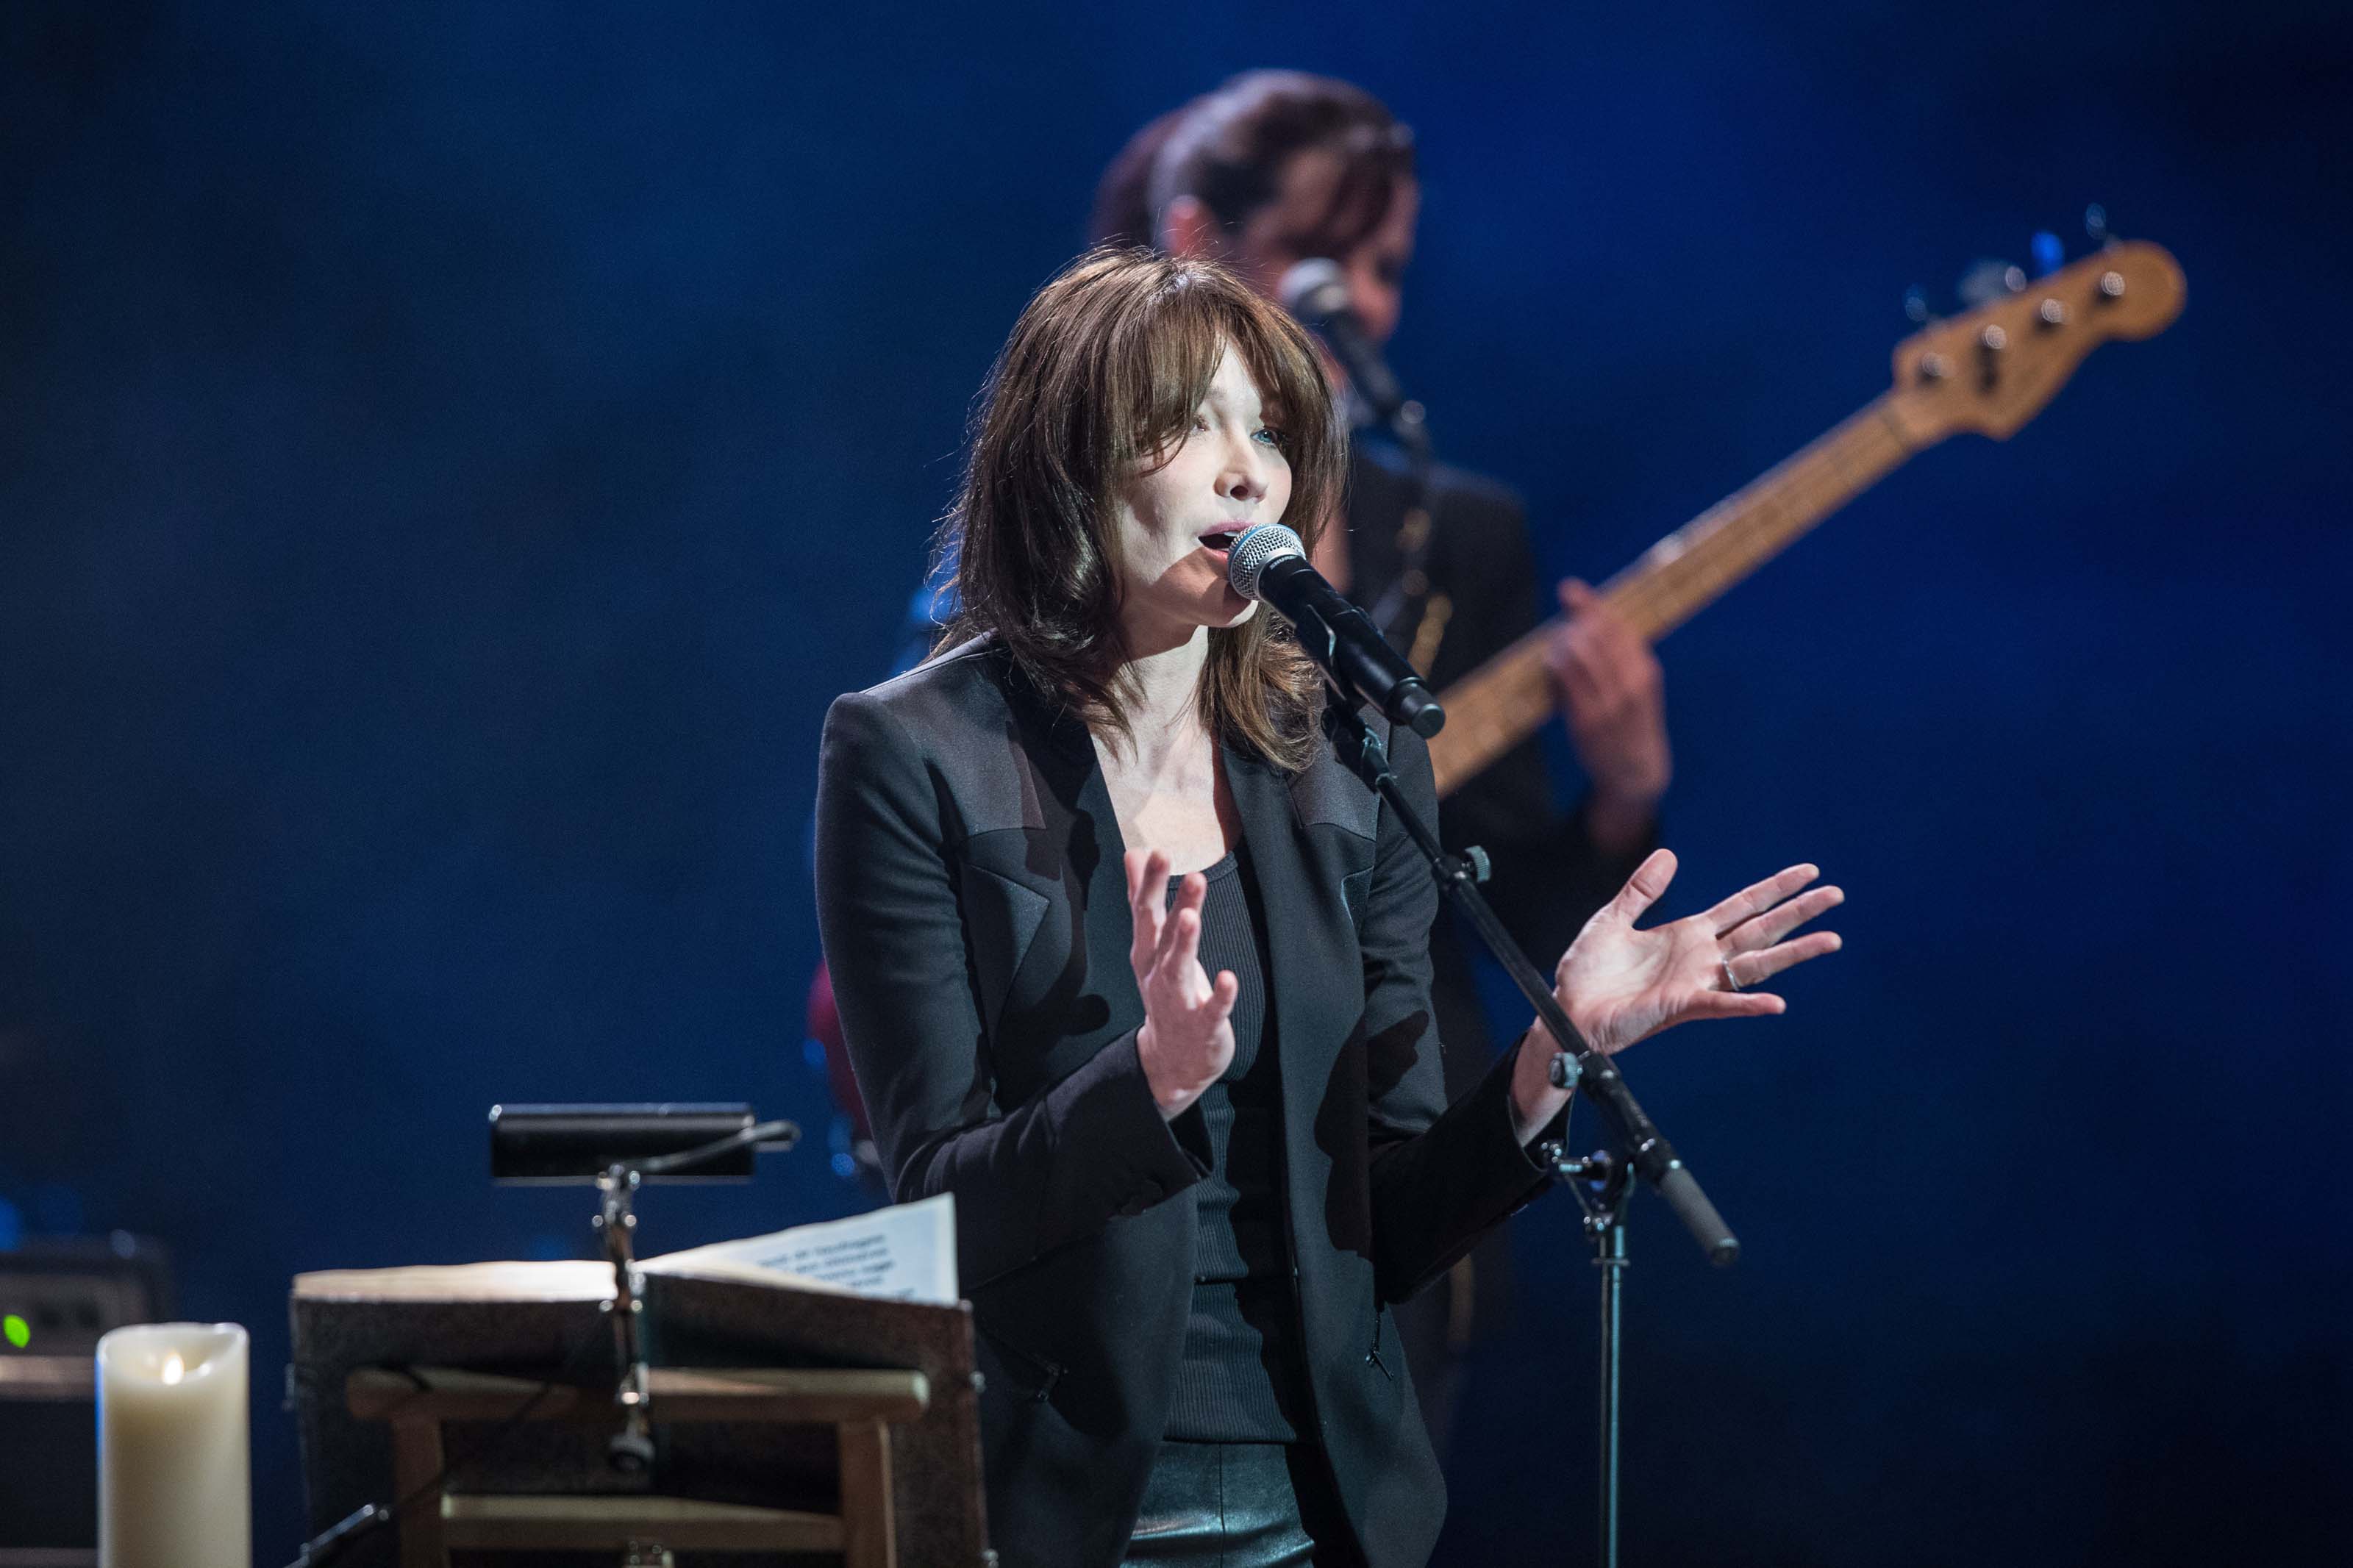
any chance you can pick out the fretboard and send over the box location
[1428,395,1918,798]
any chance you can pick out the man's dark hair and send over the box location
[1091,71,1415,256]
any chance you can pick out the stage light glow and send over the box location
[1,1314,27,1349]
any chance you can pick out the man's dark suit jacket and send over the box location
[815,637,1559,1568]
[1347,442,1649,989]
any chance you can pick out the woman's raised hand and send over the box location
[1555,848,1843,1055]
[1510,848,1841,1139]
[1127,847,1240,1119]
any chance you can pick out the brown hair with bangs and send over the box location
[942,248,1345,773]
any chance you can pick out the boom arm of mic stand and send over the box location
[1324,705,1740,1265]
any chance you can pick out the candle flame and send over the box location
[161,1353,185,1385]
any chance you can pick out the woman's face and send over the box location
[1108,342,1293,653]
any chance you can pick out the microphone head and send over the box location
[1277,258,1352,326]
[1227,522,1305,601]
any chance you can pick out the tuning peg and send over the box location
[1957,259,2027,308]
[2031,231,2064,276]
[1903,286,1935,325]
[2085,203,2110,245]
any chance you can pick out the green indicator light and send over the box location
[1,1314,27,1350]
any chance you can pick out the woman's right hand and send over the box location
[1507,848,1843,1142]
[1126,847,1239,1119]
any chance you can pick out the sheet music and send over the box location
[292,1259,617,1302]
[642,1193,958,1306]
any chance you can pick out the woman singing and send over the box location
[814,250,1842,1568]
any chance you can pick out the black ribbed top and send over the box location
[1160,846,1309,1442]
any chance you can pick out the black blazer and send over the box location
[815,637,1559,1568]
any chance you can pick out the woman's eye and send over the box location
[1254,426,1288,451]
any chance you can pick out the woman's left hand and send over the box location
[1509,848,1843,1140]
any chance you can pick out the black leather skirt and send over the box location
[1123,1440,1363,1567]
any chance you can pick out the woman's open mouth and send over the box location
[1197,525,1247,563]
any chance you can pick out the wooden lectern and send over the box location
[290,1262,988,1567]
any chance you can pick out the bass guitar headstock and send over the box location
[1887,237,2184,445]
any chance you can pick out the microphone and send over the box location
[1229,522,1444,738]
[1278,259,1427,458]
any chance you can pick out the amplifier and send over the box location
[0,1235,173,1557]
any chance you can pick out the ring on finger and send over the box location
[1719,956,1744,992]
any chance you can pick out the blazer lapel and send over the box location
[1024,693,1147,1054]
[1223,748,1360,1105]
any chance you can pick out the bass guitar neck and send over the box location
[1424,237,2185,801]
[1427,397,1913,798]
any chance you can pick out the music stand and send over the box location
[290,1261,987,1567]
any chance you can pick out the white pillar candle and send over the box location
[96,1322,251,1568]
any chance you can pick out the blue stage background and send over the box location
[3,1,2346,1561]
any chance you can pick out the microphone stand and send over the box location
[1554,1147,1635,1568]
[1318,340,1712,1566]
[1319,694,1737,1568]
[1279,257,1436,653]
[1361,398,1441,655]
